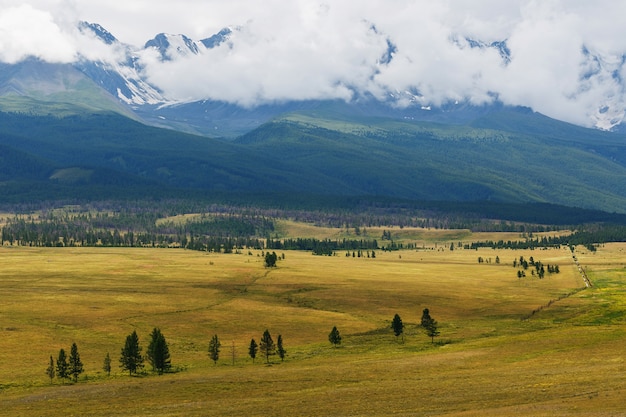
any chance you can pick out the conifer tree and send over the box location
[56,348,69,381]
[277,335,286,362]
[328,326,342,347]
[424,317,440,344]
[46,355,55,383]
[120,330,144,376]
[103,352,111,376]
[420,308,432,328]
[259,329,276,364]
[248,338,258,363]
[208,334,221,365]
[68,342,84,382]
[147,328,171,375]
[391,313,404,342]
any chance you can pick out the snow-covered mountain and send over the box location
[2,21,626,136]
[76,22,166,106]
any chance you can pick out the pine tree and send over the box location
[46,355,55,383]
[56,348,69,381]
[120,330,144,376]
[248,338,258,363]
[328,326,342,347]
[208,334,221,365]
[277,335,286,362]
[147,328,171,375]
[259,329,275,364]
[103,352,111,376]
[424,317,440,343]
[420,308,432,328]
[68,342,84,382]
[391,313,404,342]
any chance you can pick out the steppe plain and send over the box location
[0,225,624,416]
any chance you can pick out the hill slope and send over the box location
[1,108,625,214]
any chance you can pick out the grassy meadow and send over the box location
[0,234,625,416]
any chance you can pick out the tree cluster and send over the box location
[247,330,285,364]
[264,251,278,267]
[514,256,559,279]
[118,328,172,376]
[205,330,286,366]
[387,309,440,344]
[47,342,83,384]
[345,250,376,258]
[47,328,173,384]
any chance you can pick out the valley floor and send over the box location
[0,243,624,416]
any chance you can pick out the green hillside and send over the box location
[1,108,626,215]
[239,109,626,212]
[0,60,137,118]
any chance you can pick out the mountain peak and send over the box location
[144,33,201,61]
[200,28,233,49]
[78,21,119,45]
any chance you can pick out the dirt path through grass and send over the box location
[571,247,592,287]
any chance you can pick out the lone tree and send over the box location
[120,330,144,376]
[46,355,55,383]
[259,329,276,364]
[423,316,440,344]
[103,352,112,376]
[208,334,221,365]
[420,308,432,328]
[56,348,69,382]
[147,328,171,375]
[328,326,342,347]
[248,338,258,363]
[68,342,84,382]
[391,313,404,342]
[277,335,286,362]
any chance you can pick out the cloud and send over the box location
[140,4,390,105]
[2,0,626,128]
[0,3,77,63]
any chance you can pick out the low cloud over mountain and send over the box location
[2,1,626,130]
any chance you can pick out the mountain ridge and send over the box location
[1,108,625,215]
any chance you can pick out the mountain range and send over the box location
[1,22,626,218]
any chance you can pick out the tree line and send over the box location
[45,312,444,385]
[468,224,626,250]
[1,214,270,251]
[266,237,379,255]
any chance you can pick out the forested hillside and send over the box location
[1,107,626,214]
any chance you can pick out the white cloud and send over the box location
[2,0,626,128]
[0,3,77,63]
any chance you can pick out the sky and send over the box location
[1,0,626,128]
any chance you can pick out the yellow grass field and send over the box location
[0,240,625,416]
